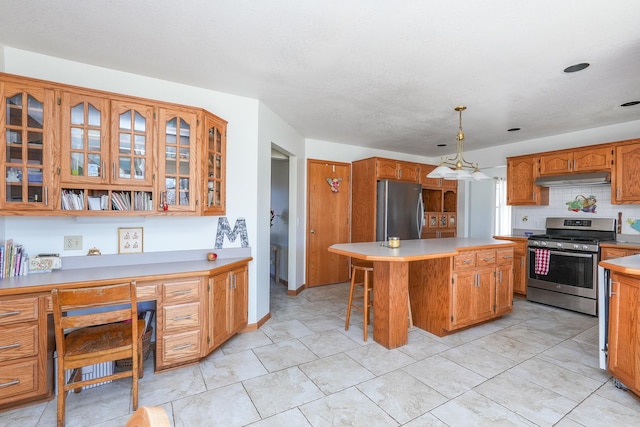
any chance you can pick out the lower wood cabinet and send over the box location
[156,277,204,370]
[607,271,640,397]
[207,265,248,352]
[493,237,527,296]
[410,247,514,337]
[0,295,53,410]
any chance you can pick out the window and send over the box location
[495,177,511,235]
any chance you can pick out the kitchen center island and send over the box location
[329,238,517,349]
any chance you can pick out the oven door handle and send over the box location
[528,248,595,258]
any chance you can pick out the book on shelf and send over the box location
[61,190,85,210]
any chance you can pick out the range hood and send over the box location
[534,171,611,187]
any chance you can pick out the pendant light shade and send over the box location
[428,106,491,181]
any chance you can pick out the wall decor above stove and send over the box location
[565,194,597,213]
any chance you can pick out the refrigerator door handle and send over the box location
[417,193,424,237]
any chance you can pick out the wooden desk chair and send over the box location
[126,406,170,427]
[52,281,145,427]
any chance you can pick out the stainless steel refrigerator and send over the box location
[376,180,424,241]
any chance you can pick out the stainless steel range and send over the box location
[527,217,616,316]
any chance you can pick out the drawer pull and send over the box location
[0,343,21,351]
[462,259,472,264]
[0,311,20,317]
[0,379,19,388]
[502,255,513,259]
[172,290,192,296]
[483,257,495,262]
[173,315,193,321]
[172,344,193,351]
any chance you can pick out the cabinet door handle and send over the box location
[0,310,20,317]
[610,281,618,297]
[173,315,193,321]
[0,343,21,351]
[44,187,48,206]
[0,379,19,388]
[102,161,106,179]
[567,160,571,170]
[172,344,193,351]
[499,271,503,283]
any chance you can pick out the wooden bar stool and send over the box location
[345,261,374,341]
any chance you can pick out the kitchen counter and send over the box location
[600,241,640,250]
[329,238,516,349]
[599,254,640,276]
[329,237,516,261]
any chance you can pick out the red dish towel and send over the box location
[534,249,550,275]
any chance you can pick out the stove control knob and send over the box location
[556,242,563,248]
[541,241,547,247]
[582,245,589,250]
[573,244,580,250]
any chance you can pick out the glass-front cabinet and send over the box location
[0,81,54,211]
[202,112,227,215]
[111,100,154,186]
[158,107,198,212]
[60,92,109,184]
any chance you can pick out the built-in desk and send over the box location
[329,238,516,349]
[0,250,252,411]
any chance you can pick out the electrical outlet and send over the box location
[64,235,83,251]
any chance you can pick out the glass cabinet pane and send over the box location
[65,99,104,180]
[162,113,192,207]
[117,108,148,182]
[3,87,48,208]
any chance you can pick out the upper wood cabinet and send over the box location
[201,112,227,215]
[539,146,612,176]
[0,72,227,216]
[419,164,457,189]
[59,91,110,185]
[612,141,640,204]
[0,80,55,211]
[376,158,419,182]
[157,107,198,213]
[506,155,549,206]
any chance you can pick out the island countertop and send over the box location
[599,254,640,276]
[329,237,516,261]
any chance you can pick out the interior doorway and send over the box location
[270,148,290,287]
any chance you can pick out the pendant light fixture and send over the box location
[427,106,490,181]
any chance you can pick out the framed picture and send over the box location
[118,227,143,254]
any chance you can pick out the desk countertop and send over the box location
[329,238,516,262]
[0,256,252,296]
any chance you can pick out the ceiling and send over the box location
[1,1,639,158]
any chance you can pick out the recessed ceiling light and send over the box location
[563,63,590,73]
[507,128,521,132]
[621,101,640,107]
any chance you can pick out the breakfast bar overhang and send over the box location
[329,238,517,349]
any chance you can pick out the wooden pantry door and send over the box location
[306,159,351,287]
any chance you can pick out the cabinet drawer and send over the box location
[454,252,476,270]
[136,283,159,301]
[476,250,497,267]
[0,358,38,400]
[0,324,38,362]
[162,329,201,363]
[163,280,201,304]
[496,248,514,265]
[0,297,39,325]
[163,302,200,332]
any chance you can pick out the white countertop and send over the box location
[599,254,640,276]
[329,238,516,262]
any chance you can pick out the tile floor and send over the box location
[2,280,640,426]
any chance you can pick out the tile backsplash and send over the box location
[511,185,640,241]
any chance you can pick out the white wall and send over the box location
[257,103,305,301]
